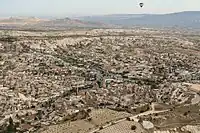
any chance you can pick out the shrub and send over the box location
[131,125,137,130]
[126,117,131,121]
[99,126,103,130]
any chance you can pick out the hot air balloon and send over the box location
[139,2,144,8]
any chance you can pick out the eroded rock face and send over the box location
[142,121,154,130]
[0,29,200,132]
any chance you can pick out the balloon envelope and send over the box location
[139,3,144,7]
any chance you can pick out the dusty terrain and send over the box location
[0,29,200,133]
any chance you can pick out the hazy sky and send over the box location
[0,0,200,17]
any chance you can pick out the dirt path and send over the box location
[129,110,169,122]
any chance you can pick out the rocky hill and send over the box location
[0,17,113,30]
[0,17,46,25]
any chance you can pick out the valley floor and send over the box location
[0,29,200,133]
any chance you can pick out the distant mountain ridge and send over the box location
[76,11,200,28]
[1,11,200,29]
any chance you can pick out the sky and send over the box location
[0,0,200,17]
